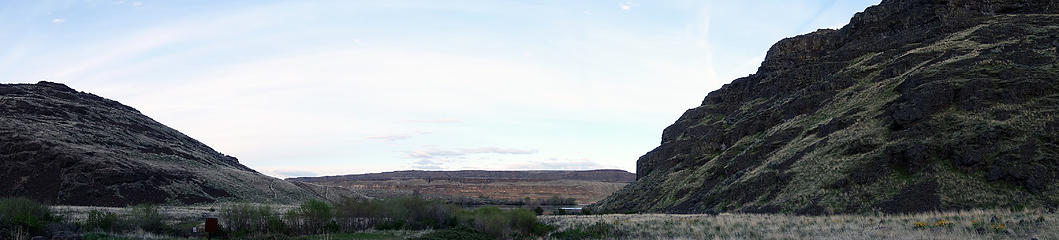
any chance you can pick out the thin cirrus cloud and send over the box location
[503,160,612,171]
[407,118,463,124]
[406,147,540,159]
[412,159,444,170]
[270,169,320,178]
[366,134,413,141]
[366,130,433,142]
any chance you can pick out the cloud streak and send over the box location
[269,169,319,178]
[366,134,412,141]
[406,147,539,159]
[408,118,463,124]
[366,130,432,142]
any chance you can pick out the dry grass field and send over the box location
[44,204,1059,239]
[540,209,1058,239]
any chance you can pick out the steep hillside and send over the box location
[595,0,1059,214]
[0,82,357,206]
[290,170,635,204]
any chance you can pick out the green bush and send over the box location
[83,210,120,232]
[455,206,550,238]
[284,200,333,234]
[279,197,554,238]
[128,204,166,234]
[375,220,405,230]
[0,197,55,234]
[222,203,287,236]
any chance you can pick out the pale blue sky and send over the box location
[1,0,880,177]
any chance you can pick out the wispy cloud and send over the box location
[366,134,412,141]
[133,1,143,7]
[269,169,319,178]
[502,158,612,170]
[51,18,65,23]
[407,118,463,124]
[619,1,633,11]
[366,131,431,142]
[412,159,443,170]
[406,147,539,159]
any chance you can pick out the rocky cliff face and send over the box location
[594,0,1059,214]
[0,82,355,206]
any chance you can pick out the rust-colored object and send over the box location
[205,218,218,233]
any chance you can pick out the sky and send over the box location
[0,0,880,178]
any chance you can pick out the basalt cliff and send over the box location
[594,0,1059,214]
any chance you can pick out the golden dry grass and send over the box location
[540,209,1057,239]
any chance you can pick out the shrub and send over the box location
[83,210,120,232]
[455,206,550,238]
[375,220,405,230]
[286,199,333,234]
[221,203,286,236]
[291,196,552,238]
[0,197,55,235]
[128,204,166,234]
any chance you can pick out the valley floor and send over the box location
[540,209,1058,240]
[46,204,1058,239]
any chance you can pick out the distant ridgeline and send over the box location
[594,0,1059,214]
[288,170,637,183]
[0,82,358,206]
[288,170,636,204]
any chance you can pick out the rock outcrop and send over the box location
[0,82,356,206]
[594,0,1059,214]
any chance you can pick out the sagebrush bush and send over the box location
[293,200,333,234]
[212,196,554,238]
[0,197,55,235]
[221,203,286,236]
[128,204,166,234]
[83,209,120,232]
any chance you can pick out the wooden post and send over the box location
[205,218,218,240]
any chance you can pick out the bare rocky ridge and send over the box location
[0,82,356,206]
[594,0,1059,214]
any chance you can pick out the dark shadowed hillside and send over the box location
[594,0,1059,214]
[0,82,358,206]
